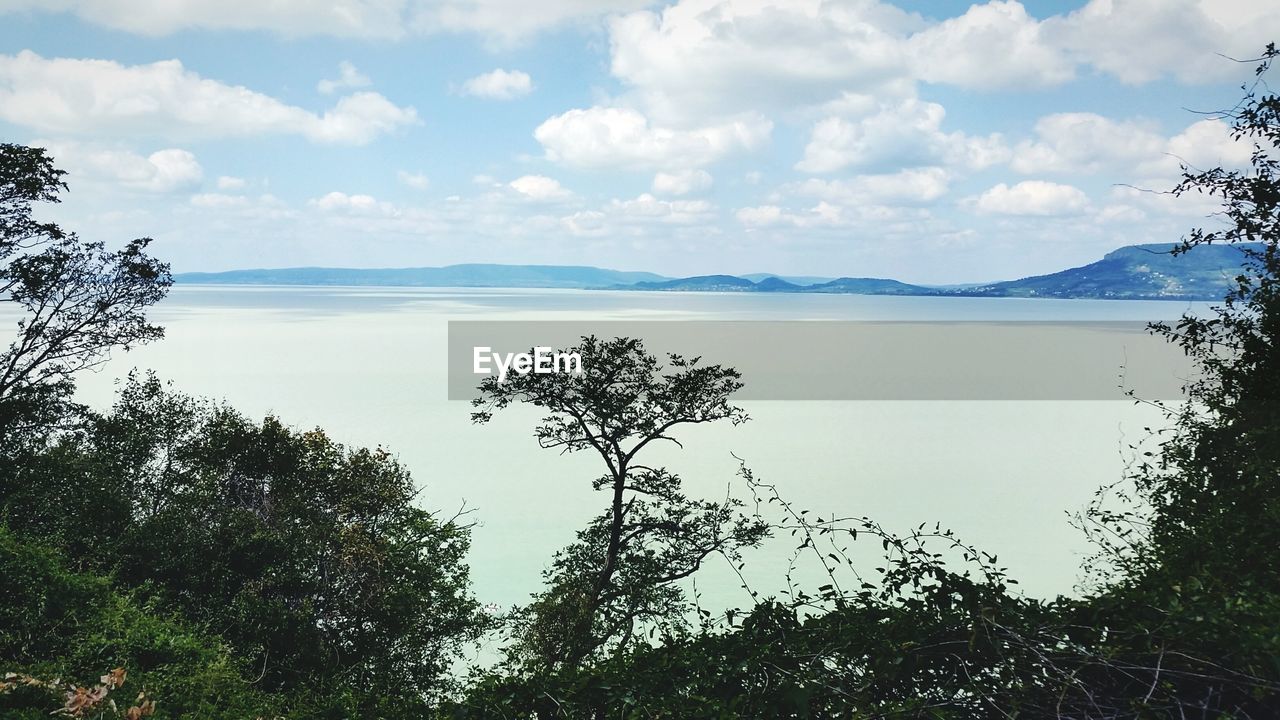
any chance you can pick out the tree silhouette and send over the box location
[472,335,768,667]
[0,144,171,433]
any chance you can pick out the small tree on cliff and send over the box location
[0,143,171,434]
[472,335,769,668]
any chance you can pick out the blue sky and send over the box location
[0,0,1275,283]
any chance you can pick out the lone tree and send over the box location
[472,335,769,668]
[0,143,170,432]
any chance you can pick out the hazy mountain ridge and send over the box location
[951,243,1257,299]
[175,243,1261,300]
[174,264,668,289]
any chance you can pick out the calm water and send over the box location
[58,286,1201,613]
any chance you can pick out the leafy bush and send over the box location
[0,525,280,719]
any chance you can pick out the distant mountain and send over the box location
[955,243,1258,300]
[174,264,669,289]
[807,277,939,295]
[611,243,1254,300]
[623,275,761,292]
[739,273,836,286]
[175,242,1259,300]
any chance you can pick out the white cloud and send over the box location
[788,167,951,205]
[143,149,204,190]
[796,100,1007,174]
[1044,0,1280,85]
[1012,113,1165,174]
[534,106,771,170]
[975,180,1090,216]
[191,192,249,208]
[461,69,533,100]
[0,51,418,144]
[411,0,655,45]
[735,204,784,226]
[652,169,712,195]
[1097,204,1146,224]
[608,193,714,223]
[607,0,919,125]
[39,141,203,192]
[602,0,1280,126]
[1161,118,1254,173]
[1012,114,1254,178]
[734,200,907,229]
[907,1,1073,89]
[555,193,717,237]
[397,170,430,189]
[560,210,608,236]
[741,168,949,231]
[310,191,396,215]
[18,1,1268,96]
[509,174,573,201]
[0,0,654,43]
[1109,183,1222,219]
[318,60,371,94]
[215,175,247,190]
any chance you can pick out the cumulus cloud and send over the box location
[1012,114,1254,178]
[509,174,573,201]
[1161,119,1255,173]
[975,180,1090,216]
[310,191,396,215]
[909,0,1280,89]
[560,210,608,236]
[39,141,203,192]
[788,167,951,205]
[796,100,1007,174]
[734,205,784,226]
[461,69,533,99]
[601,0,1279,133]
[0,51,418,144]
[0,0,654,43]
[216,175,247,190]
[734,200,907,229]
[555,193,717,237]
[191,192,250,208]
[1043,0,1280,85]
[317,60,371,94]
[534,106,771,170]
[397,170,430,189]
[608,193,714,223]
[607,0,919,125]
[1011,113,1165,174]
[908,1,1073,89]
[7,0,1271,91]
[652,169,712,195]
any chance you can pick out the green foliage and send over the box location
[1,373,486,717]
[0,525,279,719]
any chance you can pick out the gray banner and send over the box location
[447,321,1195,401]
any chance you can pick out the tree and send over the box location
[2,373,487,717]
[0,525,280,719]
[1136,43,1280,587]
[471,336,769,668]
[0,144,170,434]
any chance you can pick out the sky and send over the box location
[0,0,1276,284]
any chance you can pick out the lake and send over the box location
[63,286,1201,617]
